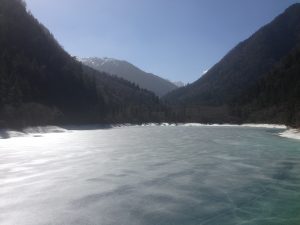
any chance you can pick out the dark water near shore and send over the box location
[0,126,300,225]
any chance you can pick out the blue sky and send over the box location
[25,0,299,83]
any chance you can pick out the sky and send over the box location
[25,0,300,83]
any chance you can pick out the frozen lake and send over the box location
[0,125,300,225]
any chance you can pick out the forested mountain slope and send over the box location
[234,47,300,126]
[0,0,164,127]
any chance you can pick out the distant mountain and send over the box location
[0,0,165,127]
[165,4,300,107]
[80,57,177,97]
[173,81,185,87]
[2,0,299,127]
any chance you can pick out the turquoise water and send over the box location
[0,126,300,225]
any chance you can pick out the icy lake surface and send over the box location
[0,126,300,225]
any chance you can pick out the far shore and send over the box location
[1,123,299,140]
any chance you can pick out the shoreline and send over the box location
[0,123,294,140]
[140,123,287,129]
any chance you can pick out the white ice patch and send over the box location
[241,124,287,129]
[279,129,300,140]
[0,126,67,139]
[181,123,239,127]
[133,123,288,129]
[23,126,67,134]
[6,131,27,138]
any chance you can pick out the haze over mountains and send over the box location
[0,0,299,127]
[80,57,178,97]
[173,81,185,87]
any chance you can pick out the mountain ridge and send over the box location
[1,0,299,127]
[81,57,178,97]
[165,3,300,106]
